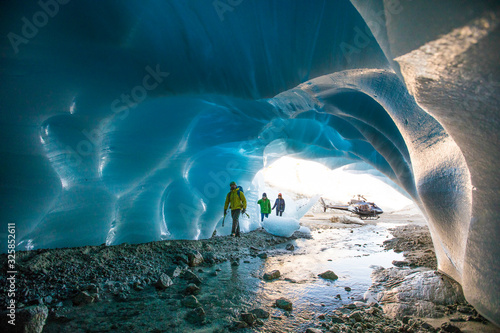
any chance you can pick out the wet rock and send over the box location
[367,306,383,316]
[241,312,257,325]
[231,260,240,266]
[392,260,409,267]
[174,254,189,265]
[84,283,99,294]
[15,305,49,333]
[257,252,268,259]
[457,305,473,314]
[440,322,462,332]
[133,282,144,291]
[155,273,173,290]
[263,270,281,280]
[166,265,182,278]
[202,252,217,264]
[348,311,363,322]
[234,321,249,328]
[345,286,351,291]
[421,321,435,330]
[305,328,322,333]
[250,308,270,319]
[185,283,200,295]
[319,270,338,280]
[72,291,96,305]
[182,270,202,285]
[187,250,204,267]
[365,268,465,318]
[275,297,293,311]
[286,244,295,251]
[181,295,201,308]
[345,303,357,309]
[331,314,345,323]
[185,307,206,324]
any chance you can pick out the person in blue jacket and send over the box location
[272,193,285,216]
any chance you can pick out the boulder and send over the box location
[181,295,201,308]
[155,273,173,290]
[166,265,182,278]
[14,305,48,333]
[319,270,338,280]
[275,297,293,311]
[263,270,281,281]
[203,252,217,264]
[364,268,465,318]
[305,328,322,333]
[348,311,363,322]
[72,291,96,306]
[440,322,462,332]
[185,283,200,295]
[182,270,202,285]
[257,252,268,259]
[331,314,345,323]
[240,312,256,325]
[185,307,206,324]
[187,250,204,267]
[250,308,270,319]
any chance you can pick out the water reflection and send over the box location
[200,223,404,332]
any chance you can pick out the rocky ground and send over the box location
[1,214,499,333]
[382,225,437,270]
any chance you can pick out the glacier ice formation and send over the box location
[0,0,499,325]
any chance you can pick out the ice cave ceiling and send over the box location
[0,0,499,325]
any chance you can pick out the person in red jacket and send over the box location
[272,193,285,216]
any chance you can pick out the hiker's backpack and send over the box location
[227,186,244,201]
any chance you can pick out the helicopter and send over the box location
[320,195,383,220]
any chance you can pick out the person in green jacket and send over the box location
[224,181,247,237]
[257,193,271,222]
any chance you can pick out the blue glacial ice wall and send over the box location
[0,0,499,325]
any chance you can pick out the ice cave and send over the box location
[1,0,499,327]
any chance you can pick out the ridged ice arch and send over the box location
[1,0,498,325]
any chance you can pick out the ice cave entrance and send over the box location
[258,156,418,217]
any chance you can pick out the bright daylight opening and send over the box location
[259,156,417,213]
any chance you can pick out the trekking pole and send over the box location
[222,212,226,227]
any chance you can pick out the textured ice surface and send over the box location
[0,0,498,325]
[262,217,300,238]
